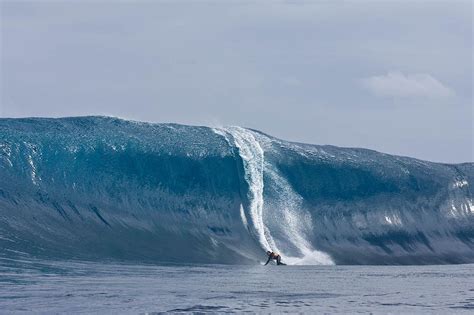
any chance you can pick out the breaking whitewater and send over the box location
[1,116,473,265]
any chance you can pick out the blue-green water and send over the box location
[1,116,473,266]
[1,116,473,313]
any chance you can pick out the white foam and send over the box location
[27,154,38,186]
[285,249,334,265]
[223,126,272,251]
[452,179,469,189]
[264,159,335,265]
[468,200,474,214]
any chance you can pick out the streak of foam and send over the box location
[468,199,474,214]
[27,154,38,186]
[263,160,334,265]
[212,127,274,251]
[223,127,273,251]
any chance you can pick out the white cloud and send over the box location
[361,71,455,98]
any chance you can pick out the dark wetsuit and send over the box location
[265,252,284,265]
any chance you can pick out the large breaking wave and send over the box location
[0,117,472,265]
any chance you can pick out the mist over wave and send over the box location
[0,116,472,265]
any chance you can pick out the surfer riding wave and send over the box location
[265,251,286,265]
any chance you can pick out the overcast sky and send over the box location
[1,0,472,163]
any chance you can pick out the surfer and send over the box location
[264,250,286,265]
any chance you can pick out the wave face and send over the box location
[0,117,473,265]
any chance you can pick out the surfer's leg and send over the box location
[277,256,282,265]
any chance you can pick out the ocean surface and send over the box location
[1,116,472,266]
[1,258,473,314]
[1,116,473,313]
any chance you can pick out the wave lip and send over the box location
[0,116,472,265]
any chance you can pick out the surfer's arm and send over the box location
[264,256,271,266]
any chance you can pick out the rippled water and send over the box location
[0,258,473,313]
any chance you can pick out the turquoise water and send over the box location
[1,258,473,313]
[1,117,473,313]
[1,117,473,266]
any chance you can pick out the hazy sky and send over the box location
[1,0,472,163]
